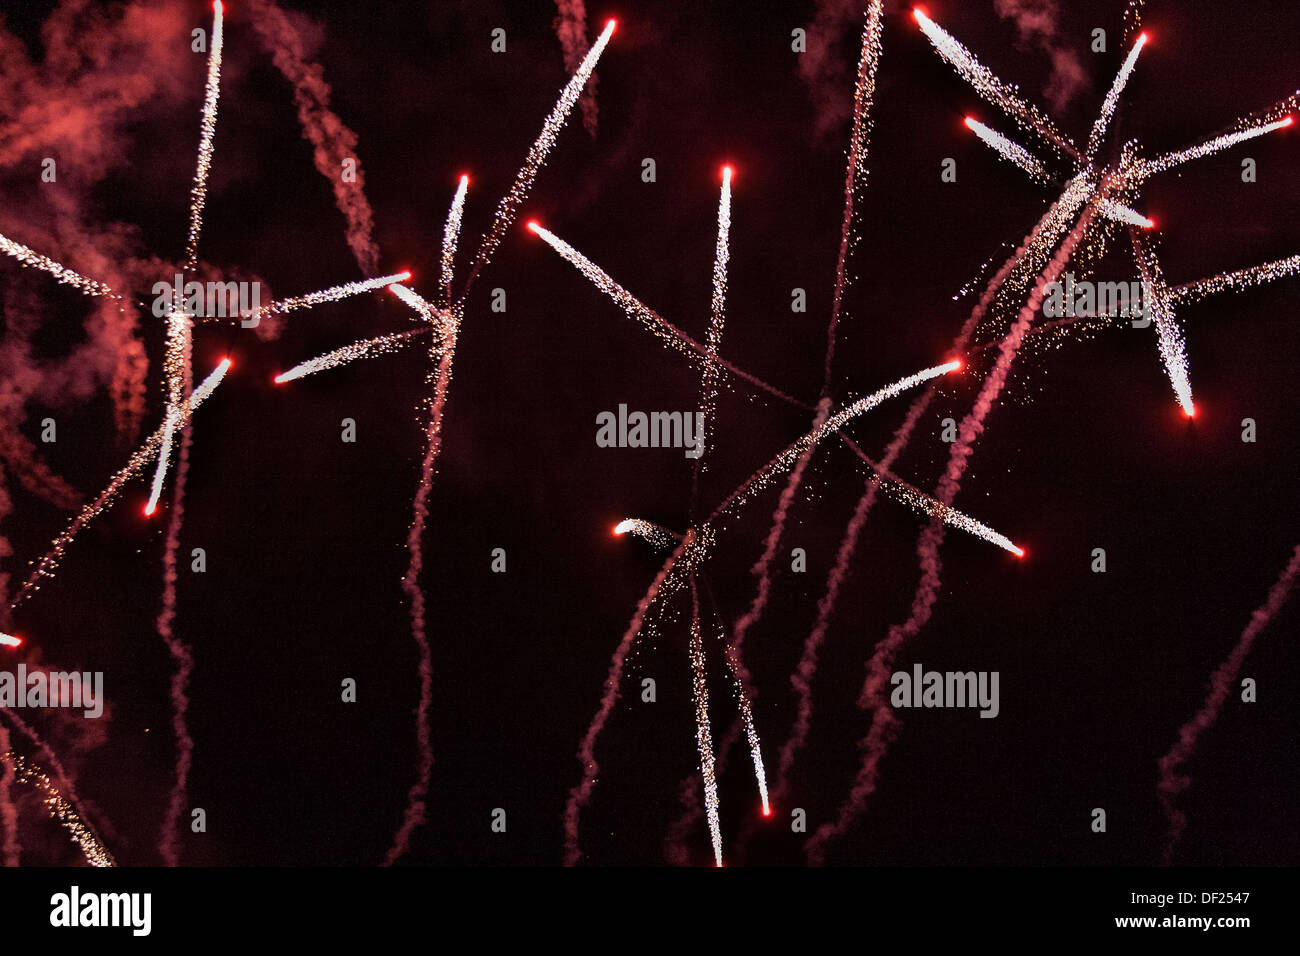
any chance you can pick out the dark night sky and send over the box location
[2,0,1297,866]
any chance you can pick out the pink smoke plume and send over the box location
[246,0,380,275]
[0,721,17,865]
[1157,545,1300,864]
[384,320,458,867]
[993,0,1089,113]
[552,0,599,136]
[807,207,1096,864]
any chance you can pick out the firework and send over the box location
[0,633,20,648]
[273,330,434,384]
[709,361,962,523]
[696,165,732,472]
[1130,229,1195,415]
[0,232,120,298]
[964,117,1049,181]
[1097,198,1154,228]
[1157,545,1300,863]
[1085,32,1148,161]
[460,19,616,292]
[913,7,1076,157]
[441,175,469,303]
[2,752,115,867]
[183,0,225,271]
[216,272,414,327]
[688,578,723,867]
[1172,254,1300,304]
[723,640,769,817]
[528,222,806,409]
[1136,116,1293,180]
[13,358,232,607]
[389,282,440,324]
[613,518,680,550]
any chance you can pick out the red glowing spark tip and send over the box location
[1184,404,1197,418]
[1138,32,1148,44]
[144,503,156,517]
[963,116,975,127]
[273,374,286,385]
[1282,116,1295,128]
[459,174,470,185]
[2,636,21,648]
[948,359,963,371]
[526,220,541,233]
[722,164,733,179]
[606,19,617,34]
[762,807,772,817]
[214,0,223,13]
[1013,547,1025,559]
[913,7,927,23]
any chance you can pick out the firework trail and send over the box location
[247,0,380,274]
[807,207,1096,864]
[145,308,193,516]
[528,223,807,408]
[551,0,599,135]
[1172,255,1300,304]
[565,530,697,865]
[459,19,616,295]
[1129,229,1194,416]
[1135,116,1294,180]
[0,724,16,865]
[964,116,1049,181]
[687,577,723,867]
[12,358,231,608]
[273,329,434,384]
[0,634,19,648]
[384,251,465,866]
[1085,32,1147,161]
[218,272,413,328]
[0,232,120,299]
[613,518,680,550]
[913,7,1077,158]
[183,0,224,271]
[744,185,1084,853]
[708,361,964,524]
[688,165,734,522]
[722,634,769,818]
[389,283,439,323]
[686,9,886,846]
[1,752,114,867]
[1158,545,1300,864]
[441,176,469,304]
[1097,198,1154,228]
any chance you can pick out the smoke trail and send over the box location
[156,312,196,866]
[0,723,17,865]
[808,204,1096,863]
[0,423,80,512]
[565,531,696,865]
[12,358,231,608]
[993,0,1089,115]
[460,20,616,294]
[1158,545,1300,864]
[246,0,380,274]
[384,304,460,866]
[551,0,599,136]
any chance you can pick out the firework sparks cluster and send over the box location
[0,0,1295,869]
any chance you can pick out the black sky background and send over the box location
[2,0,1298,866]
